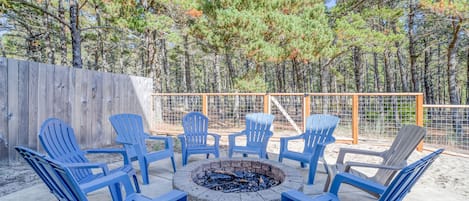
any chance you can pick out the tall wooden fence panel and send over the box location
[0,58,153,163]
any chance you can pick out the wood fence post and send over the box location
[416,94,424,151]
[303,94,311,132]
[352,95,359,144]
[202,94,208,115]
[263,94,270,114]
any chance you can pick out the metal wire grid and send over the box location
[309,95,353,139]
[358,96,417,139]
[270,95,304,135]
[153,95,202,132]
[206,95,264,131]
[424,107,469,153]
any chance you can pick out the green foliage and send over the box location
[234,71,267,92]
[192,0,334,62]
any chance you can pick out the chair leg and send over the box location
[108,184,123,201]
[300,162,306,168]
[214,150,220,158]
[278,155,283,162]
[182,152,187,166]
[243,153,248,157]
[206,153,210,159]
[171,156,177,172]
[307,162,317,185]
[228,149,233,158]
[141,162,150,185]
[132,174,141,193]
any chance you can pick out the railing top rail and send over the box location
[423,104,469,108]
[151,92,424,96]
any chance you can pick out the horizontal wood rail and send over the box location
[151,93,428,151]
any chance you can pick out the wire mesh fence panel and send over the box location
[309,95,353,139]
[270,95,304,136]
[150,93,469,155]
[206,95,264,132]
[424,106,469,154]
[152,95,202,133]
[358,96,416,141]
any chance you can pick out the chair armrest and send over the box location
[228,132,246,147]
[279,134,304,153]
[80,170,130,193]
[336,148,386,164]
[281,134,304,141]
[329,172,386,196]
[64,162,109,174]
[84,148,130,165]
[207,133,221,147]
[344,161,406,172]
[146,134,173,150]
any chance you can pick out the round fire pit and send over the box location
[173,158,303,201]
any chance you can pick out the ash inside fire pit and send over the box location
[194,170,280,193]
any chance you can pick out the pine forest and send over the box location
[0,0,468,105]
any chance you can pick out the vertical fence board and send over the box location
[28,62,39,150]
[1,58,152,162]
[7,59,19,162]
[45,64,55,126]
[0,58,8,160]
[82,70,91,148]
[102,73,113,144]
[17,60,30,151]
[92,72,104,147]
[53,66,70,121]
[36,62,48,152]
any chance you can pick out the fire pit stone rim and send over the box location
[173,157,303,201]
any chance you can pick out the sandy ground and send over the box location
[1,139,468,200]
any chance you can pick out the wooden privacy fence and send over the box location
[151,93,469,154]
[0,58,153,163]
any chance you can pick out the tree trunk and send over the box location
[58,0,67,65]
[408,0,419,91]
[466,47,469,104]
[353,47,364,92]
[70,0,82,68]
[183,35,192,92]
[225,52,235,89]
[214,53,222,93]
[373,53,381,92]
[384,50,395,92]
[43,0,54,64]
[423,38,434,104]
[447,17,462,137]
[437,43,443,103]
[447,18,461,105]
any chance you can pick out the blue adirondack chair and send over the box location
[38,118,140,201]
[179,112,220,166]
[109,113,176,185]
[281,148,444,201]
[228,113,275,159]
[15,146,187,201]
[279,114,340,185]
[15,146,67,200]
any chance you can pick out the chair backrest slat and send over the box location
[38,118,91,182]
[15,146,86,201]
[244,113,275,147]
[303,114,340,153]
[109,114,148,158]
[379,149,443,201]
[182,112,209,146]
[374,125,426,185]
